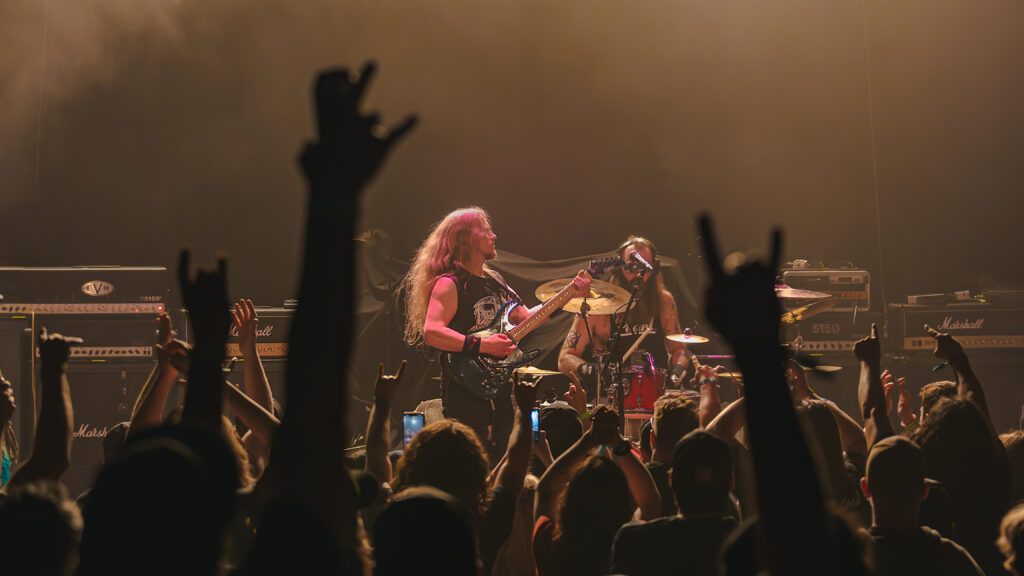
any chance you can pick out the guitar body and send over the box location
[443,302,539,400]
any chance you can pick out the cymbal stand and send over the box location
[608,271,646,432]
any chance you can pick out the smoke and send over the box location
[0,0,194,204]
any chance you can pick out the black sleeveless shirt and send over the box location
[442,269,521,335]
[612,313,669,371]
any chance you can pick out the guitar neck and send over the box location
[507,283,575,342]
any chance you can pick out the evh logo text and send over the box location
[81,281,115,297]
[229,325,274,338]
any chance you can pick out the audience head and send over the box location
[861,436,927,521]
[671,430,733,516]
[1001,430,1024,502]
[374,486,478,576]
[639,419,653,462]
[795,398,845,498]
[651,394,699,457]
[919,380,956,424]
[0,481,82,576]
[392,419,489,514]
[558,456,633,574]
[539,403,583,459]
[78,430,238,576]
[999,503,1024,575]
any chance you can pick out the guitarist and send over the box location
[558,236,691,399]
[402,207,590,458]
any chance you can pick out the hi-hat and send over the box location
[801,364,843,373]
[535,278,631,315]
[666,328,710,345]
[515,366,561,377]
[775,284,831,300]
[781,296,839,324]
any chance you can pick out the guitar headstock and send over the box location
[587,256,624,278]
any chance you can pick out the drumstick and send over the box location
[620,326,655,364]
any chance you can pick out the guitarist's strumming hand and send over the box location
[571,270,591,298]
[481,334,516,358]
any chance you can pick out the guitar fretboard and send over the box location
[507,283,576,342]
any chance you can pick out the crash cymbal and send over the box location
[666,328,710,344]
[535,278,631,315]
[775,284,832,300]
[514,366,561,376]
[781,296,839,324]
[801,364,843,374]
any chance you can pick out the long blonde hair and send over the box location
[401,207,491,346]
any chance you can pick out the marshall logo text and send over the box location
[74,424,110,439]
[936,317,985,331]
[229,325,275,338]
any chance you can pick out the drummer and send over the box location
[558,236,690,398]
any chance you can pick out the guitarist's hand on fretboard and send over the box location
[481,334,516,358]
[570,270,592,299]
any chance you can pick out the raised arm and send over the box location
[223,380,280,449]
[9,329,80,487]
[178,250,231,432]
[611,437,662,520]
[856,324,894,448]
[494,374,538,494]
[788,359,867,457]
[693,356,723,427]
[130,313,186,435]
[698,215,828,575]
[535,406,613,520]
[234,299,274,413]
[705,396,747,446]
[925,324,990,424]
[364,360,405,483]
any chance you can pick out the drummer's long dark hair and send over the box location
[612,236,667,326]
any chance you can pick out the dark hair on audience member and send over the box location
[530,403,583,477]
[919,381,956,421]
[392,420,489,515]
[0,481,82,576]
[795,399,845,501]
[998,503,1024,574]
[913,397,1012,569]
[373,486,478,576]
[556,456,633,576]
[639,419,653,462]
[102,422,130,464]
[1001,430,1024,503]
[652,394,698,453]
[671,430,732,515]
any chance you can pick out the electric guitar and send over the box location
[444,258,620,399]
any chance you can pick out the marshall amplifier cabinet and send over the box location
[183,306,294,406]
[889,303,1024,353]
[782,269,870,312]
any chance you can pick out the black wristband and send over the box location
[462,335,481,356]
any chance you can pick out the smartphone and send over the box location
[531,408,540,442]
[403,412,425,447]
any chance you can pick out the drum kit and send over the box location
[527,275,843,437]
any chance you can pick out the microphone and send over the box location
[629,251,654,273]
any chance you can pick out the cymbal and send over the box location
[515,366,561,377]
[666,329,710,344]
[801,364,843,373]
[781,296,839,324]
[775,284,831,300]
[535,278,631,315]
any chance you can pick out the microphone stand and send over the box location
[607,270,646,433]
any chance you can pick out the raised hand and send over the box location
[513,372,538,413]
[37,327,83,373]
[563,374,588,416]
[691,355,722,388]
[786,358,814,401]
[373,360,407,406]
[178,249,231,359]
[698,215,782,350]
[924,324,965,361]
[589,405,620,447]
[232,299,259,355]
[854,323,882,367]
[896,376,916,427]
[881,369,895,412]
[301,62,418,191]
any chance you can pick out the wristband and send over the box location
[901,417,919,433]
[579,411,592,420]
[577,363,595,377]
[461,335,481,356]
[699,377,717,387]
